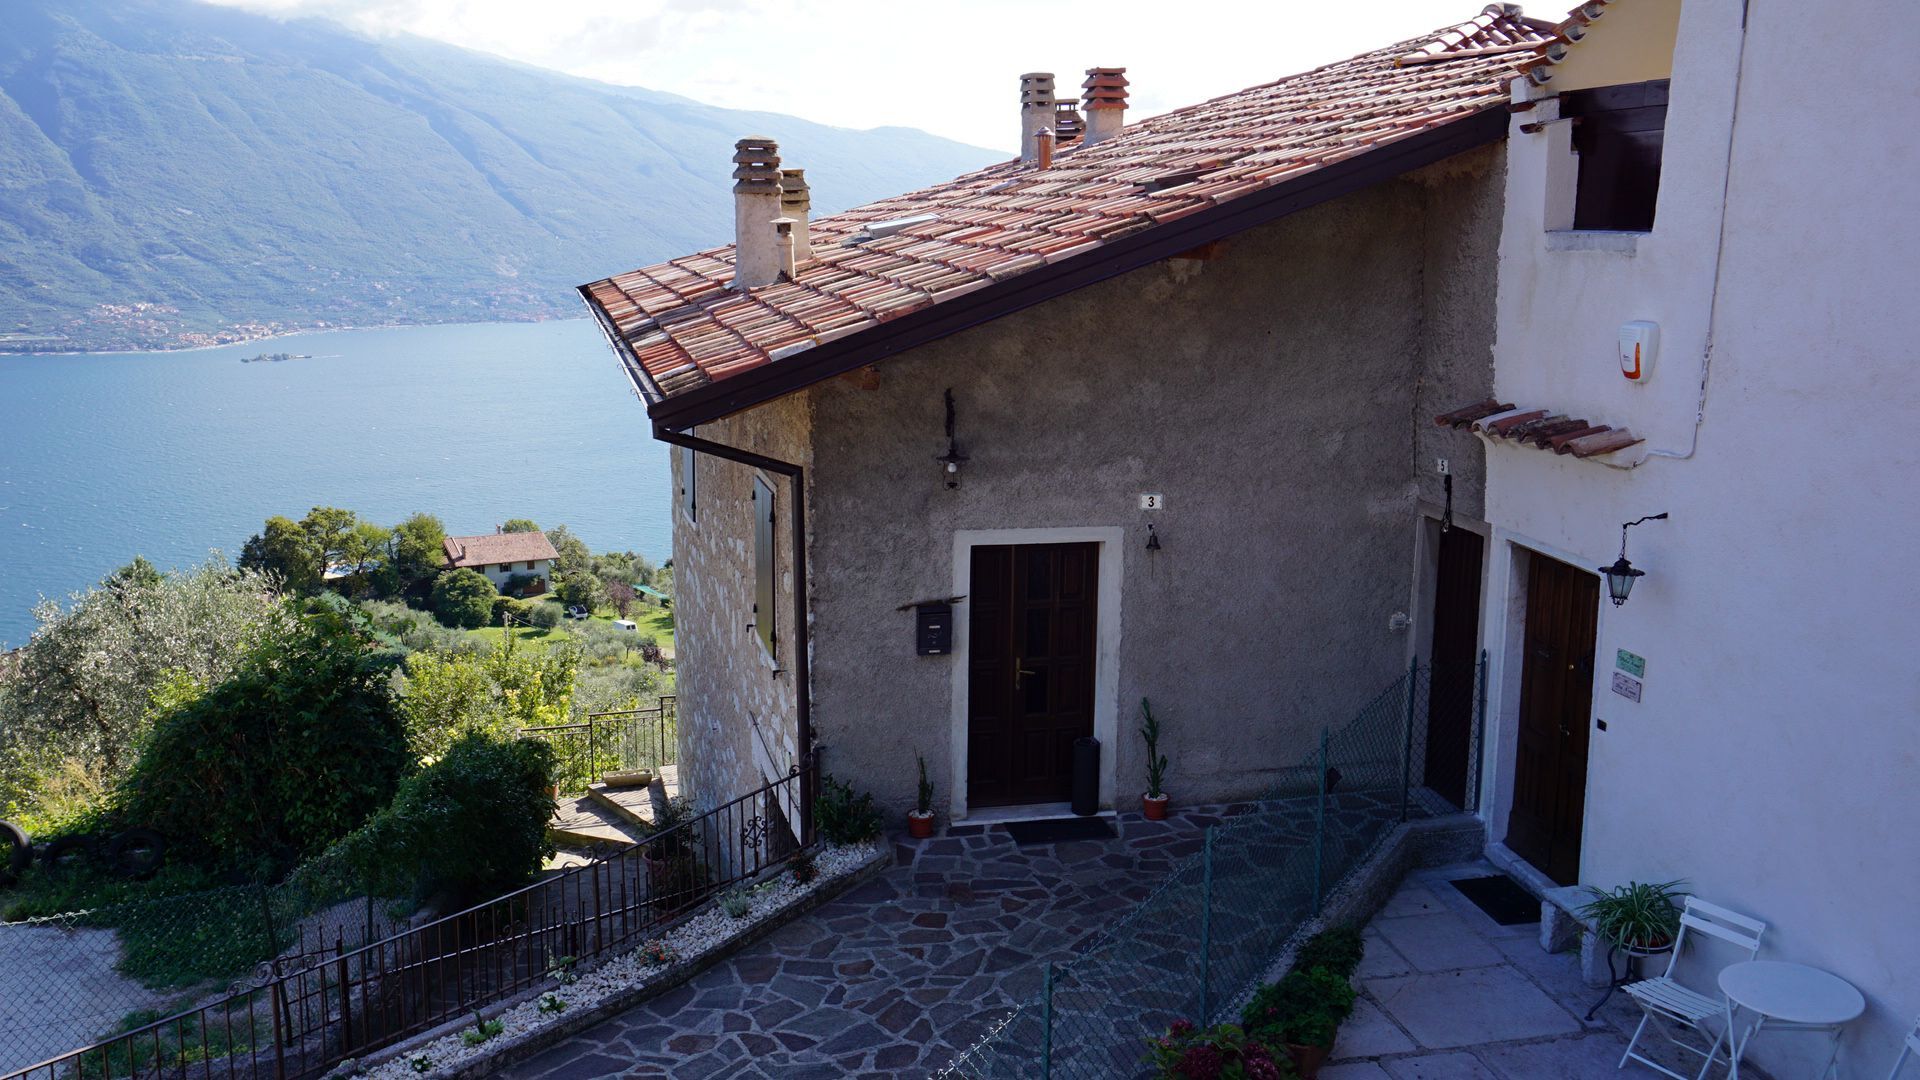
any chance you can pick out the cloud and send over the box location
[201,0,1475,150]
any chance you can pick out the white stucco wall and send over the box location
[471,560,550,590]
[1481,2,1920,1075]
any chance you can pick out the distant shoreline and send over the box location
[5,315,590,358]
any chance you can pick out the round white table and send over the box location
[1720,961,1866,1079]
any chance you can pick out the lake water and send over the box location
[0,320,670,647]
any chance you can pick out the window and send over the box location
[525,561,536,570]
[752,476,775,658]
[678,443,697,521]
[498,564,512,574]
[1563,79,1669,231]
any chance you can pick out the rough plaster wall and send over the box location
[669,394,811,812]
[1411,145,1502,520]
[798,156,1505,814]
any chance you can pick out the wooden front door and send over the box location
[967,543,1099,808]
[1424,525,1484,809]
[1504,553,1600,885]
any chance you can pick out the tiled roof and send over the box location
[1435,398,1644,458]
[583,6,1552,414]
[443,532,560,568]
[1516,0,1621,85]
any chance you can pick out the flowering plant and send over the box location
[1145,1019,1294,1080]
[637,938,678,967]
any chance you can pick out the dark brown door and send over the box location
[1504,553,1599,885]
[967,543,1098,807]
[1424,525,1484,809]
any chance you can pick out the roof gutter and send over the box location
[621,104,1509,431]
[582,293,817,839]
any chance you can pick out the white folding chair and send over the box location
[1619,896,1767,1080]
[1888,1017,1920,1080]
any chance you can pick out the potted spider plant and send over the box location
[1140,698,1170,820]
[908,752,936,839]
[1579,879,1685,955]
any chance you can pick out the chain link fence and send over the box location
[941,655,1486,1079]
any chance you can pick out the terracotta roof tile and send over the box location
[586,8,1552,405]
[443,532,560,568]
[1436,397,1643,459]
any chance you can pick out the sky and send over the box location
[205,0,1483,152]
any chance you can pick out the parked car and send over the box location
[566,605,589,620]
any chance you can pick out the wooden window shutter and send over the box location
[752,476,775,658]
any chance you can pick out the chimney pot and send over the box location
[772,217,798,280]
[1081,67,1129,146]
[779,168,812,263]
[1034,128,1054,170]
[732,137,783,289]
[1019,72,1056,163]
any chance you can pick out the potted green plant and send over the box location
[908,752,936,839]
[1579,879,1685,955]
[1140,699,1170,820]
[1240,928,1365,1079]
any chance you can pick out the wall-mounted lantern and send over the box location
[935,388,967,489]
[1598,512,1669,606]
[1146,523,1161,552]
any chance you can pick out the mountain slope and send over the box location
[0,0,999,351]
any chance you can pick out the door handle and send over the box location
[1015,659,1038,688]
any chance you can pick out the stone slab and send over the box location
[1331,997,1417,1059]
[1367,966,1582,1049]
[1372,911,1506,973]
[1379,1050,1501,1079]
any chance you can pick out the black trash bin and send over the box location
[1071,737,1100,816]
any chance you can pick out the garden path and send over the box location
[499,794,1400,1079]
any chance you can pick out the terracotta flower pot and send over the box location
[907,810,935,839]
[1286,1042,1331,1079]
[1142,793,1170,820]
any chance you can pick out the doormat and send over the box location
[1002,817,1117,846]
[1448,875,1541,926]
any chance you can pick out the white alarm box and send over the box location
[1620,320,1658,381]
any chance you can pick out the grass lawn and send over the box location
[463,601,674,652]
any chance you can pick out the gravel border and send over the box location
[344,843,889,1080]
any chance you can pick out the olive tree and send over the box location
[0,558,287,785]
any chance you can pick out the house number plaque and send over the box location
[1610,671,1643,703]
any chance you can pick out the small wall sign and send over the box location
[1615,649,1646,678]
[1139,493,1165,510]
[1611,671,1643,703]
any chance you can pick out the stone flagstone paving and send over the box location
[500,791,1407,1080]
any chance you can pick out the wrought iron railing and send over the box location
[2,755,815,1080]
[522,697,676,796]
[940,655,1486,1079]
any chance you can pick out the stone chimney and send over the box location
[1019,72,1056,163]
[1081,67,1129,146]
[779,168,811,263]
[773,217,798,280]
[732,136,783,289]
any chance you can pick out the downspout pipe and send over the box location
[650,423,815,845]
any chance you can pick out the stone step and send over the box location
[547,793,645,849]
[586,763,681,831]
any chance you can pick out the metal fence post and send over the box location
[1041,962,1054,1080]
[1472,650,1490,812]
[1400,655,1418,822]
[1199,826,1215,1028]
[1313,727,1328,916]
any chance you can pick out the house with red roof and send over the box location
[579,7,1558,830]
[442,530,558,595]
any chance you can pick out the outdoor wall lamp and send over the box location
[1598,512,1669,606]
[935,388,967,489]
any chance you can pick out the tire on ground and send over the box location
[106,828,168,880]
[0,820,31,881]
[41,833,100,874]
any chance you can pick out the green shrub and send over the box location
[814,775,881,845]
[528,602,564,630]
[119,605,411,868]
[339,733,555,904]
[1291,926,1365,977]
[1241,966,1356,1049]
[431,569,497,629]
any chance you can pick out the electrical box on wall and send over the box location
[1620,320,1658,381]
[915,602,952,656]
